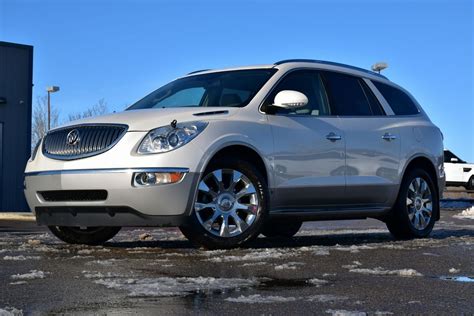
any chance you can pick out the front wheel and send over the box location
[386,168,438,239]
[179,158,268,249]
[48,226,121,245]
[466,176,474,190]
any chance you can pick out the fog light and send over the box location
[133,171,186,186]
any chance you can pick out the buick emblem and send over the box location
[66,129,80,146]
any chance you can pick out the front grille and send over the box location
[43,124,127,160]
[39,190,108,202]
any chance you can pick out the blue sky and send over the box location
[1,0,473,160]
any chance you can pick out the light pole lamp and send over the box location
[46,86,60,130]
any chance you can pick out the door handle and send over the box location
[382,133,397,141]
[326,132,342,142]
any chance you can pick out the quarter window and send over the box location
[322,71,375,116]
[372,81,420,115]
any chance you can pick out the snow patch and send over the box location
[27,239,41,245]
[326,309,367,316]
[0,307,23,316]
[3,255,40,261]
[92,276,258,297]
[274,262,305,270]
[307,278,329,286]
[335,245,375,253]
[77,249,94,255]
[10,270,49,280]
[349,267,422,277]
[225,294,297,303]
[242,262,267,267]
[306,294,347,302]
[205,248,292,263]
[87,259,122,266]
[82,271,127,279]
[139,233,153,241]
[342,261,362,269]
[9,281,27,285]
[454,206,474,219]
[449,268,460,274]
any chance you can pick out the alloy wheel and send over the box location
[406,177,433,230]
[194,169,259,238]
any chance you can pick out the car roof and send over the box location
[183,59,389,82]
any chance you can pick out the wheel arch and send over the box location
[400,154,440,220]
[199,142,270,185]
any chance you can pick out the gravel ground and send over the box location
[0,205,473,315]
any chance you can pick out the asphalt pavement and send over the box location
[0,203,473,315]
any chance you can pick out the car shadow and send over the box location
[106,228,474,250]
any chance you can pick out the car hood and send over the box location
[54,107,239,131]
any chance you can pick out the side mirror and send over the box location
[273,90,308,109]
[450,158,459,163]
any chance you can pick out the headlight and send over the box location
[137,121,208,154]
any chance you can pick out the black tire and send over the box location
[179,157,268,249]
[261,220,302,238]
[386,168,439,239]
[467,176,474,190]
[48,226,121,245]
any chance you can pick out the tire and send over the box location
[48,226,121,245]
[179,157,268,249]
[467,176,474,190]
[261,220,302,238]
[386,168,439,239]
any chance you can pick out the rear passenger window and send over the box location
[322,71,374,116]
[372,81,420,115]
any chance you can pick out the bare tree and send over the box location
[68,98,109,122]
[32,96,59,147]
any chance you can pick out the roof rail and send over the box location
[187,69,211,75]
[274,59,387,79]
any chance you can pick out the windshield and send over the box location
[127,69,277,110]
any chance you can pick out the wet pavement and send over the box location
[0,204,473,315]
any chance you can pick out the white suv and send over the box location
[444,150,474,189]
[24,59,445,249]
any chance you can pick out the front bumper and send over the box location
[24,168,200,226]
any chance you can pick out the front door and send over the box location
[264,70,346,210]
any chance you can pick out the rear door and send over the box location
[322,71,400,205]
[265,70,346,209]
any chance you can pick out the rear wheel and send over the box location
[179,158,268,249]
[261,220,302,238]
[48,226,121,245]
[386,168,438,239]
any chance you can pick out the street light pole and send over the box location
[47,90,51,130]
[46,86,60,130]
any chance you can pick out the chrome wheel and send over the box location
[406,177,433,230]
[194,169,259,238]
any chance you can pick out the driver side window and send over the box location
[264,70,331,116]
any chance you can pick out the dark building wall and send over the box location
[0,41,33,211]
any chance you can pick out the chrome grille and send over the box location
[43,124,127,160]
